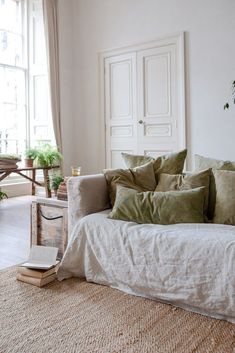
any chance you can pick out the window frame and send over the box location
[0,0,53,187]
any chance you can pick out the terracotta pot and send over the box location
[25,158,34,167]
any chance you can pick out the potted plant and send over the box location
[34,144,63,167]
[0,189,7,201]
[50,173,64,196]
[25,148,39,167]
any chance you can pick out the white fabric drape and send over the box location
[42,0,62,152]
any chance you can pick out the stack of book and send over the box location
[16,245,59,287]
[0,154,21,169]
[57,179,68,201]
[16,263,59,287]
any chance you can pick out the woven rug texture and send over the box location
[0,267,235,353]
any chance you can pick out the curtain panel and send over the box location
[42,0,62,152]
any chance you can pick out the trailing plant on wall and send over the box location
[224,80,235,110]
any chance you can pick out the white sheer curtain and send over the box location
[42,0,62,152]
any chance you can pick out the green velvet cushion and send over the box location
[194,154,235,170]
[213,170,235,225]
[156,169,211,219]
[195,154,235,219]
[121,153,154,168]
[108,185,205,225]
[122,150,187,182]
[103,162,156,206]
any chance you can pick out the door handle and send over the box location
[138,120,144,124]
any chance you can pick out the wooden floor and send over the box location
[0,196,35,269]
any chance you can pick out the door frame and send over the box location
[99,32,186,170]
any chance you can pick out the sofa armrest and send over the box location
[67,174,110,235]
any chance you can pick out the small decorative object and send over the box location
[33,144,63,167]
[57,177,69,200]
[50,172,64,196]
[224,80,235,110]
[0,189,7,201]
[71,166,81,176]
[24,148,39,167]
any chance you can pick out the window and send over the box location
[0,0,54,158]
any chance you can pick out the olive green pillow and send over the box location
[213,170,235,225]
[103,162,156,206]
[195,154,235,219]
[195,154,235,170]
[108,185,205,225]
[121,153,154,168]
[156,169,211,219]
[122,150,187,182]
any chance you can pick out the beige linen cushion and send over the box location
[108,185,205,225]
[103,162,156,206]
[122,150,187,182]
[213,170,235,225]
[195,154,235,219]
[156,169,211,219]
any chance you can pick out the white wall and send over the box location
[58,0,235,173]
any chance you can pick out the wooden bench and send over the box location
[0,165,60,198]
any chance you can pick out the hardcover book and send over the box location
[16,273,56,287]
[17,262,60,279]
[20,245,58,270]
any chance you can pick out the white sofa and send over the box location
[57,174,235,323]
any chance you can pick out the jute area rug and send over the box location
[0,268,234,353]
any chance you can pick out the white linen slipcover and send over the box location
[58,210,235,323]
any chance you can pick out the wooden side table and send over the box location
[31,197,68,259]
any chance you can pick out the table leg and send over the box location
[31,169,36,195]
[43,169,51,198]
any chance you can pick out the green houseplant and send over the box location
[50,173,64,195]
[0,189,7,201]
[25,148,39,167]
[34,144,63,167]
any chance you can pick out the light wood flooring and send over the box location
[0,196,35,269]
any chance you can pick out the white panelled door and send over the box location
[105,53,137,168]
[137,45,178,157]
[102,34,185,168]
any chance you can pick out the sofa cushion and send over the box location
[108,185,205,225]
[122,149,187,182]
[156,169,211,219]
[213,170,235,225]
[195,154,235,219]
[103,162,156,206]
[194,154,235,170]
